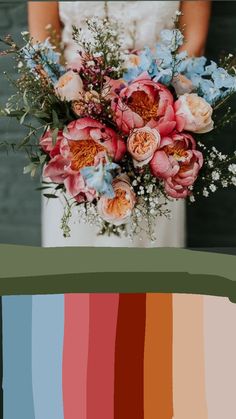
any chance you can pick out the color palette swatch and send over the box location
[1,293,235,419]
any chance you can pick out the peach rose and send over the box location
[174,93,214,134]
[97,175,136,225]
[55,70,84,101]
[172,74,194,96]
[127,127,160,167]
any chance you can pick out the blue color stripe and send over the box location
[32,295,64,419]
[2,296,35,419]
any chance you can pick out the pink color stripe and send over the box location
[63,294,90,419]
[87,293,119,419]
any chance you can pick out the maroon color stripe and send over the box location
[114,293,146,419]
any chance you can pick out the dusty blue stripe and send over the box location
[2,296,35,419]
[32,295,64,419]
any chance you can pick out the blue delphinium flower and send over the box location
[81,162,119,198]
[198,78,221,104]
[202,60,218,76]
[155,44,173,69]
[185,57,207,77]
[123,66,141,83]
[139,47,153,72]
[211,67,236,90]
[123,48,158,82]
[160,29,184,52]
[153,68,173,85]
[21,39,65,83]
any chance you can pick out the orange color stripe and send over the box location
[144,293,173,419]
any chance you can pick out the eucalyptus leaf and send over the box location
[20,111,28,125]
[39,154,47,164]
[35,186,51,191]
[52,127,59,145]
[43,193,58,199]
[52,109,60,127]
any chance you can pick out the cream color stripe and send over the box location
[204,296,236,419]
[173,294,208,419]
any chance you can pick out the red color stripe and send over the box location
[87,294,119,419]
[63,294,90,419]
[114,294,146,419]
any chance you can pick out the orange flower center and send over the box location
[69,139,105,171]
[106,189,131,218]
[164,144,188,162]
[128,91,159,124]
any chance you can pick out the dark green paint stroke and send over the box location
[0,245,236,302]
[0,272,236,303]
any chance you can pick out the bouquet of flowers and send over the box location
[1,15,236,240]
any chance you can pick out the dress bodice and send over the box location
[59,1,180,62]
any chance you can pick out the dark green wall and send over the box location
[0,1,236,247]
[187,1,236,248]
[0,2,41,246]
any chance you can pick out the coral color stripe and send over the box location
[144,293,173,419]
[114,293,146,419]
[173,295,208,419]
[63,294,90,419]
[86,294,119,419]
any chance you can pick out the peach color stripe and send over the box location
[173,295,208,419]
[63,294,90,419]
[204,296,236,419]
[144,293,173,419]
[86,294,119,419]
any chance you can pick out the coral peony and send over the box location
[111,73,175,135]
[150,132,203,198]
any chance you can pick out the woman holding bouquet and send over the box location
[7,2,211,419]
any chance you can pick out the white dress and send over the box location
[42,0,185,247]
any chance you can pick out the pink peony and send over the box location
[174,93,214,134]
[42,117,126,200]
[150,132,203,198]
[40,130,64,158]
[97,175,136,225]
[64,117,126,162]
[111,73,175,135]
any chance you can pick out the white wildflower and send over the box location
[212,171,220,181]
[232,176,236,186]
[218,153,227,161]
[189,195,195,202]
[222,180,228,188]
[208,160,214,168]
[228,164,236,175]
[209,184,217,192]
[203,188,209,197]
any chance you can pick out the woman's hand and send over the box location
[28,1,61,42]
[179,1,212,57]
